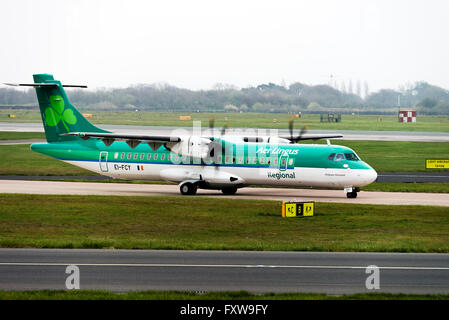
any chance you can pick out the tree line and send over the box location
[1,81,448,114]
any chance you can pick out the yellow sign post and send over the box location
[282,201,314,218]
[426,160,449,169]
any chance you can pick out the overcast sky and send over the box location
[1,0,448,92]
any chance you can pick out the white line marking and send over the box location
[0,262,448,270]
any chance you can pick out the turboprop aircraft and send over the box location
[5,74,377,198]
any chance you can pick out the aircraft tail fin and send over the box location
[13,74,109,142]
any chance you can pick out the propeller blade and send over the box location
[288,116,294,141]
[220,122,229,136]
[209,116,215,130]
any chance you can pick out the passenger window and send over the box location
[252,157,257,164]
[334,153,345,161]
[260,157,265,164]
[161,154,165,161]
[238,157,244,164]
[140,153,145,160]
[121,152,125,160]
[288,158,293,165]
[281,158,286,166]
[127,153,131,160]
[114,152,119,159]
[154,153,158,160]
[328,153,335,161]
[133,153,138,160]
[147,153,151,160]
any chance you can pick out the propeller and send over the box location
[209,116,215,131]
[208,116,229,170]
[288,116,309,143]
[206,116,229,170]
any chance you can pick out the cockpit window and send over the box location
[344,153,359,161]
[334,153,345,161]
[327,153,335,161]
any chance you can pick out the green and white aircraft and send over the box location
[7,74,377,198]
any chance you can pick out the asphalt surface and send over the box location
[1,122,449,142]
[1,179,449,206]
[0,249,448,294]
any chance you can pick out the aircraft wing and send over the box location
[63,132,181,149]
[280,134,343,142]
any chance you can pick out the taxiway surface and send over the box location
[0,249,448,294]
[1,180,449,206]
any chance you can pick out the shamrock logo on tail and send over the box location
[44,95,77,131]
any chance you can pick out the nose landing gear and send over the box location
[344,187,359,199]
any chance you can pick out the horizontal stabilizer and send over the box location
[3,83,87,88]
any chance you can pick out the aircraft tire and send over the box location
[180,182,197,195]
[346,191,358,198]
[222,187,238,195]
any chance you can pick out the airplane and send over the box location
[5,74,377,198]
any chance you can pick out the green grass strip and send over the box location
[0,290,448,300]
[1,194,448,252]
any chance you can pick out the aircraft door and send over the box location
[279,152,289,171]
[99,151,109,172]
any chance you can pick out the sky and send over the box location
[1,0,449,92]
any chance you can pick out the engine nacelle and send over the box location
[266,137,292,144]
[160,168,244,186]
[166,136,211,159]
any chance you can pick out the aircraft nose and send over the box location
[367,168,378,184]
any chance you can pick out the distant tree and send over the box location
[224,104,239,112]
[239,104,249,112]
[340,81,346,94]
[364,81,369,98]
[355,80,361,97]
[418,97,438,108]
[348,79,353,95]
[306,102,322,111]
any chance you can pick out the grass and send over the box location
[0,132,44,140]
[1,139,448,176]
[0,290,448,300]
[0,144,97,176]
[2,110,449,132]
[0,194,448,252]
[362,182,449,193]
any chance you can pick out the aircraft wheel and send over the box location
[346,191,358,198]
[222,187,238,195]
[180,183,197,195]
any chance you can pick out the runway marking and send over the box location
[1,262,449,270]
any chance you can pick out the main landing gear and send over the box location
[179,181,239,196]
[179,182,198,195]
[345,187,360,198]
[221,187,238,195]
